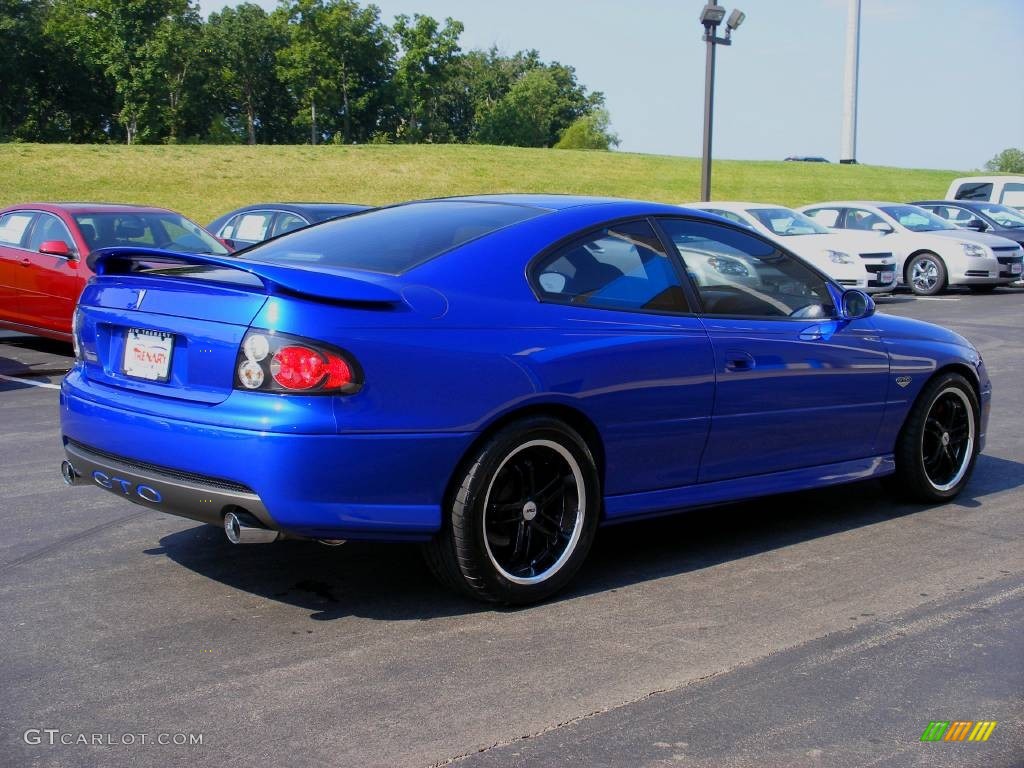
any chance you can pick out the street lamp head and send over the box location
[700,4,727,26]
[726,8,746,31]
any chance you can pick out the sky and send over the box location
[197,0,1024,170]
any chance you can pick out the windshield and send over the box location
[74,212,228,255]
[879,205,957,232]
[747,208,831,236]
[242,201,546,274]
[978,203,1024,229]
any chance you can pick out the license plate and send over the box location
[1012,263,1022,274]
[881,270,895,282]
[123,328,174,382]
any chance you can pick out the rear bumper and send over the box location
[60,376,474,541]
[63,439,273,528]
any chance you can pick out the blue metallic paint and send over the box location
[60,196,990,541]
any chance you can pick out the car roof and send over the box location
[223,202,367,214]
[913,200,984,207]
[4,202,176,215]
[949,175,1024,183]
[801,201,905,208]
[687,201,790,211]
[438,193,661,211]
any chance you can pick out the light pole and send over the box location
[840,0,861,164]
[699,3,745,201]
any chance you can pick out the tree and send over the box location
[50,0,197,143]
[206,4,288,144]
[9,0,116,141]
[392,13,463,142]
[142,5,210,142]
[985,148,1024,174]
[554,109,619,150]
[474,59,605,148]
[277,0,394,144]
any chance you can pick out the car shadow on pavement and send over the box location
[153,453,1024,620]
[0,336,73,389]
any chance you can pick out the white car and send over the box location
[798,201,1024,295]
[946,176,1024,212]
[685,202,897,294]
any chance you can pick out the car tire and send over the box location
[906,252,947,296]
[967,285,997,293]
[890,372,980,503]
[422,417,601,604]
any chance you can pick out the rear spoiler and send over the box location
[87,247,403,305]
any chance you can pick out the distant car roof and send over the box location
[914,200,989,208]
[442,193,649,210]
[686,201,790,211]
[949,175,1024,183]
[801,201,904,208]
[3,202,176,215]
[207,202,370,231]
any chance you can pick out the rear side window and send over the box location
[803,207,841,228]
[223,212,273,242]
[954,182,993,201]
[531,220,690,313]
[1000,183,1024,208]
[273,212,308,237]
[243,201,546,274]
[0,212,36,246]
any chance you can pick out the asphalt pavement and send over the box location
[1,288,1022,768]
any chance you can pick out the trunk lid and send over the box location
[76,247,403,404]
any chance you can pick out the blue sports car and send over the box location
[60,195,990,604]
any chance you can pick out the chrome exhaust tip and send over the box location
[224,510,280,544]
[60,460,79,486]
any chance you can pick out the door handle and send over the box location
[20,257,31,267]
[724,352,756,372]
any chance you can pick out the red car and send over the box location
[0,203,230,341]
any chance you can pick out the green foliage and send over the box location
[276,0,395,144]
[206,4,289,144]
[392,14,463,142]
[985,148,1024,174]
[555,109,619,151]
[1,0,609,149]
[475,61,603,148]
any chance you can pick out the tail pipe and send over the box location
[223,510,280,544]
[61,460,81,486]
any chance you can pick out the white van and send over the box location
[946,176,1024,211]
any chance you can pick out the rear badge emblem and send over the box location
[896,376,912,388]
[133,289,147,309]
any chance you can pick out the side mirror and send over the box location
[871,222,894,234]
[39,240,74,258]
[841,289,875,320]
[963,219,987,232]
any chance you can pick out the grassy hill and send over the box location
[0,143,964,225]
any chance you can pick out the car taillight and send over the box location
[71,309,83,361]
[234,330,362,394]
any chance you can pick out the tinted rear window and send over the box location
[954,182,993,201]
[241,201,547,274]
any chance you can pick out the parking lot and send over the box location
[1,288,1022,767]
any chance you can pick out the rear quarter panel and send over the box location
[255,204,717,496]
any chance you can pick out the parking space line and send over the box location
[915,297,960,301]
[0,374,61,390]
